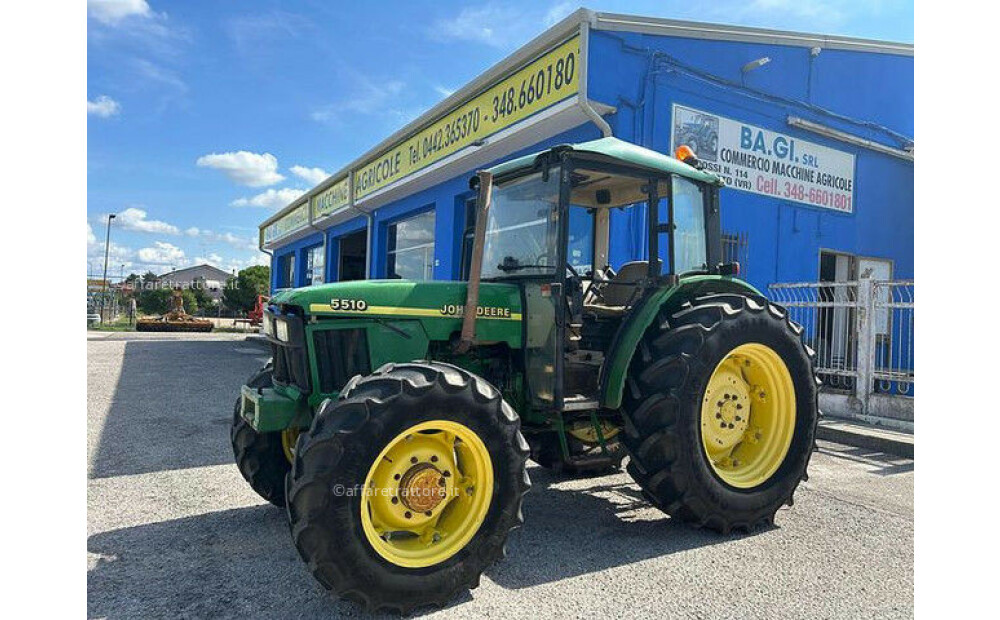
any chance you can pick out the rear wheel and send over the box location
[286,362,530,614]
[230,366,300,507]
[621,293,818,533]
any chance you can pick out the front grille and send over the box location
[268,310,310,393]
[269,341,308,393]
[312,329,371,393]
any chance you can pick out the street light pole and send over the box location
[101,213,116,323]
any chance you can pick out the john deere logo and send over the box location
[439,304,511,318]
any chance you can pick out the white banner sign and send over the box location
[670,104,856,213]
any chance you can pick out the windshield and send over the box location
[481,170,560,278]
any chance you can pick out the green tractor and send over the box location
[231,137,818,613]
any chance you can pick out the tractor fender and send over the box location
[599,275,761,410]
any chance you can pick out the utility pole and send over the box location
[100,213,116,323]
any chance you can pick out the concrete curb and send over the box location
[817,416,913,458]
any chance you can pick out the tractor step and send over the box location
[563,396,600,411]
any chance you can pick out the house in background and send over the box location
[157,264,232,302]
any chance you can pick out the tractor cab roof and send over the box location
[483,136,724,188]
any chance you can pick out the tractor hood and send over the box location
[272,279,523,324]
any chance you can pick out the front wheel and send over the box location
[622,293,819,533]
[286,362,530,614]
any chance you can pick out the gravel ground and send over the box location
[87,332,913,619]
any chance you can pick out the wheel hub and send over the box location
[702,367,751,454]
[399,463,447,513]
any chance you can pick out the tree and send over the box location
[180,289,199,315]
[137,288,172,315]
[191,285,216,315]
[141,271,158,287]
[223,265,270,313]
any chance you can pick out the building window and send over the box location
[305,245,325,285]
[278,254,295,288]
[387,210,436,280]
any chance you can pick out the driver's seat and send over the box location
[583,260,657,318]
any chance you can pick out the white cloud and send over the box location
[544,2,575,27]
[214,231,258,251]
[87,0,152,25]
[230,187,306,210]
[138,241,185,266]
[311,80,406,125]
[290,165,329,186]
[87,95,121,118]
[114,207,180,235]
[434,85,456,99]
[196,151,285,187]
[185,227,200,236]
[87,227,135,273]
[430,5,518,47]
[194,253,225,267]
[430,2,581,49]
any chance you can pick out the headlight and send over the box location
[275,318,290,342]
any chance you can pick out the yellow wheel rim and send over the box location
[360,420,494,568]
[280,428,300,464]
[700,343,796,489]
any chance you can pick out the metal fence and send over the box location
[768,278,914,427]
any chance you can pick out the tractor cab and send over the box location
[463,137,731,414]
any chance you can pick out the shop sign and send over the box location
[353,34,581,200]
[311,176,350,220]
[670,104,856,213]
[263,201,309,244]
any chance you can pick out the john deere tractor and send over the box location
[231,137,818,613]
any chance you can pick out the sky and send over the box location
[86,0,914,278]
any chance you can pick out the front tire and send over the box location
[621,293,818,533]
[286,362,530,614]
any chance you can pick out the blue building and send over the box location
[259,9,913,296]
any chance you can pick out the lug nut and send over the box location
[430,455,438,463]
[442,470,451,477]
[404,511,412,519]
[410,456,418,464]
[391,496,399,505]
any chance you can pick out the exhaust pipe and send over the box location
[454,170,494,354]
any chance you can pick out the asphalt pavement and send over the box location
[87,332,913,619]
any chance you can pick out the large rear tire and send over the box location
[286,362,530,614]
[621,293,818,533]
[230,365,298,507]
